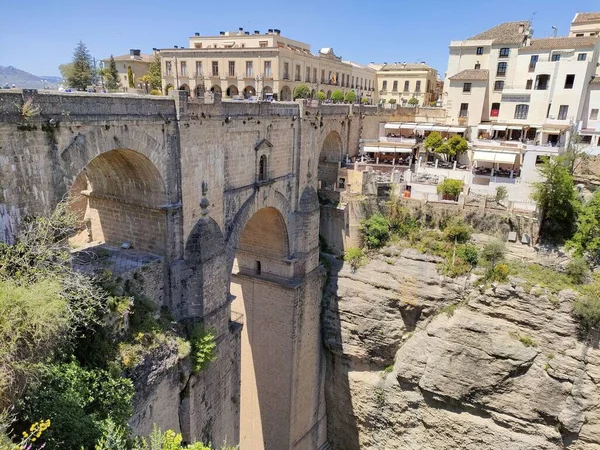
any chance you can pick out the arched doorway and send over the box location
[211,85,222,95]
[243,86,256,98]
[318,131,343,190]
[194,84,205,98]
[69,149,167,255]
[179,84,190,92]
[227,85,239,97]
[230,206,293,450]
[262,86,273,100]
[165,84,174,95]
[326,90,332,100]
[311,88,316,99]
[280,85,291,101]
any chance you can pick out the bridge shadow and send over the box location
[320,252,360,450]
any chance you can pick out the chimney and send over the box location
[238,27,244,35]
[519,23,525,34]
[219,31,225,35]
[129,49,136,55]
[274,29,281,35]
[194,32,200,36]
[254,30,260,34]
[268,29,273,34]
[245,31,250,35]
[174,45,178,48]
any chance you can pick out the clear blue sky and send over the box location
[1,0,598,78]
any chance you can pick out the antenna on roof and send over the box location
[530,11,537,26]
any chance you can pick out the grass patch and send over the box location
[509,331,537,347]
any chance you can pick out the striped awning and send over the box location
[473,150,517,164]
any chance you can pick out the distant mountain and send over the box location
[0,66,61,89]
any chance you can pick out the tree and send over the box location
[436,135,468,159]
[436,178,463,200]
[293,84,311,99]
[388,98,397,104]
[568,190,600,262]
[127,66,134,88]
[361,97,370,104]
[67,41,94,90]
[481,239,505,270]
[331,89,344,103]
[424,131,443,152]
[316,91,326,101]
[344,90,357,103]
[58,63,74,82]
[495,185,508,205]
[532,155,579,242]
[144,53,163,91]
[102,55,120,91]
[408,96,419,106]
[360,213,390,249]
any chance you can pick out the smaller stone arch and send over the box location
[258,154,268,182]
[165,84,174,95]
[280,85,292,101]
[318,131,344,190]
[227,85,239,97]
[194,84,205,97]
[326,90,332,99]
[263,86,273,95]
[211,85,222,94]
[179,84,190,92]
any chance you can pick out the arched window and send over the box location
[258,155,268,182]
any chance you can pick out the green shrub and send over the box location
[361,97,369,104]
[293,84,311,99]
[436,179,463,200]
[388,98,397,104]
[443,218,471,243]
[566,257,590,284]
[19,361,134,450]
[495,186,508,205]
[388,205,419,238]
[518,335,536,347]
[442,258,472,277]
[344,90,357,103]
[331,90,344,103]
[408,97,419,106]
[344,247,365,272]
[481,240,506,269]
[316,91,326,101]
[488,263,509,282]
[150,89,162,96]
[360,213,390,249]
[572,296,600,335]
[190,326,216,373]
[458,244,478,267]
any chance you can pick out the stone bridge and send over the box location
[0,90,389,449]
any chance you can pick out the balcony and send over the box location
[545,115,574,125]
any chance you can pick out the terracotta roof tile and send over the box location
[468,21,530,44]
[103,54,153,63]
[448,69,489,81]
[520,36,599,51]
[590,77,600,85]
[572,12,600,24]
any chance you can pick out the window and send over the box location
[490,102,500,117]
[321,69,325,83]
[558,105,569,120]
[476,47,484,55]
[494,80,504,91]
[525,79,533,90]
[392,80,398,91]
[591,109,599,120]
[212,61,218,76]
[535,74,550,90]
[259,41,268,48]
[551,53,561,62]
[295,64,300,81]
[166,61,172,76]
[576,33,584,37]
[336,72,340,85]
[181,61,187,76]
[404,80,409,92]
[283,62,289,80]
[351,76,355,88]
[313,68,317,83]
[246,61,253,78]
[496,62,507,76]
[255,261,261,275]
[514,104,529,120]
[564,74,575,89]
[306,66,310,82]
[382,80,387,91]
[258,155,267,182]
[529,55,538,72]
[228,61,235,77]
[416,80,421,92]
[499,47,510,57]
[578,53,587,61]
[264,61,272,78]
[196,61,202,76]
[474,63,481,70]
[463,82,472,92]
[582,135,592,144]
[459,103,469,117]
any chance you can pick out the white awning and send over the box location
[431,125,450,132]
[473,150,517,164]
[478,124,492,131]
[415,124,434,131]
[492,125,508,131]
[384,123,402,130]
[448,126,467,133]
[507,125,523,130]
[541,129,562,134]
[400,123,418,129]
[364,146,412,154]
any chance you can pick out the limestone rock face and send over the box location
[323,250,600,450]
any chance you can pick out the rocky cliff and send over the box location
[322,248,600,449]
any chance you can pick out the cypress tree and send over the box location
[68,41,93,90]
[127,66,134,88]
[105,55,120,91]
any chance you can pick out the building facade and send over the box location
[158,28,377,102]
[101,50,152,90]
[375,62,439,106]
